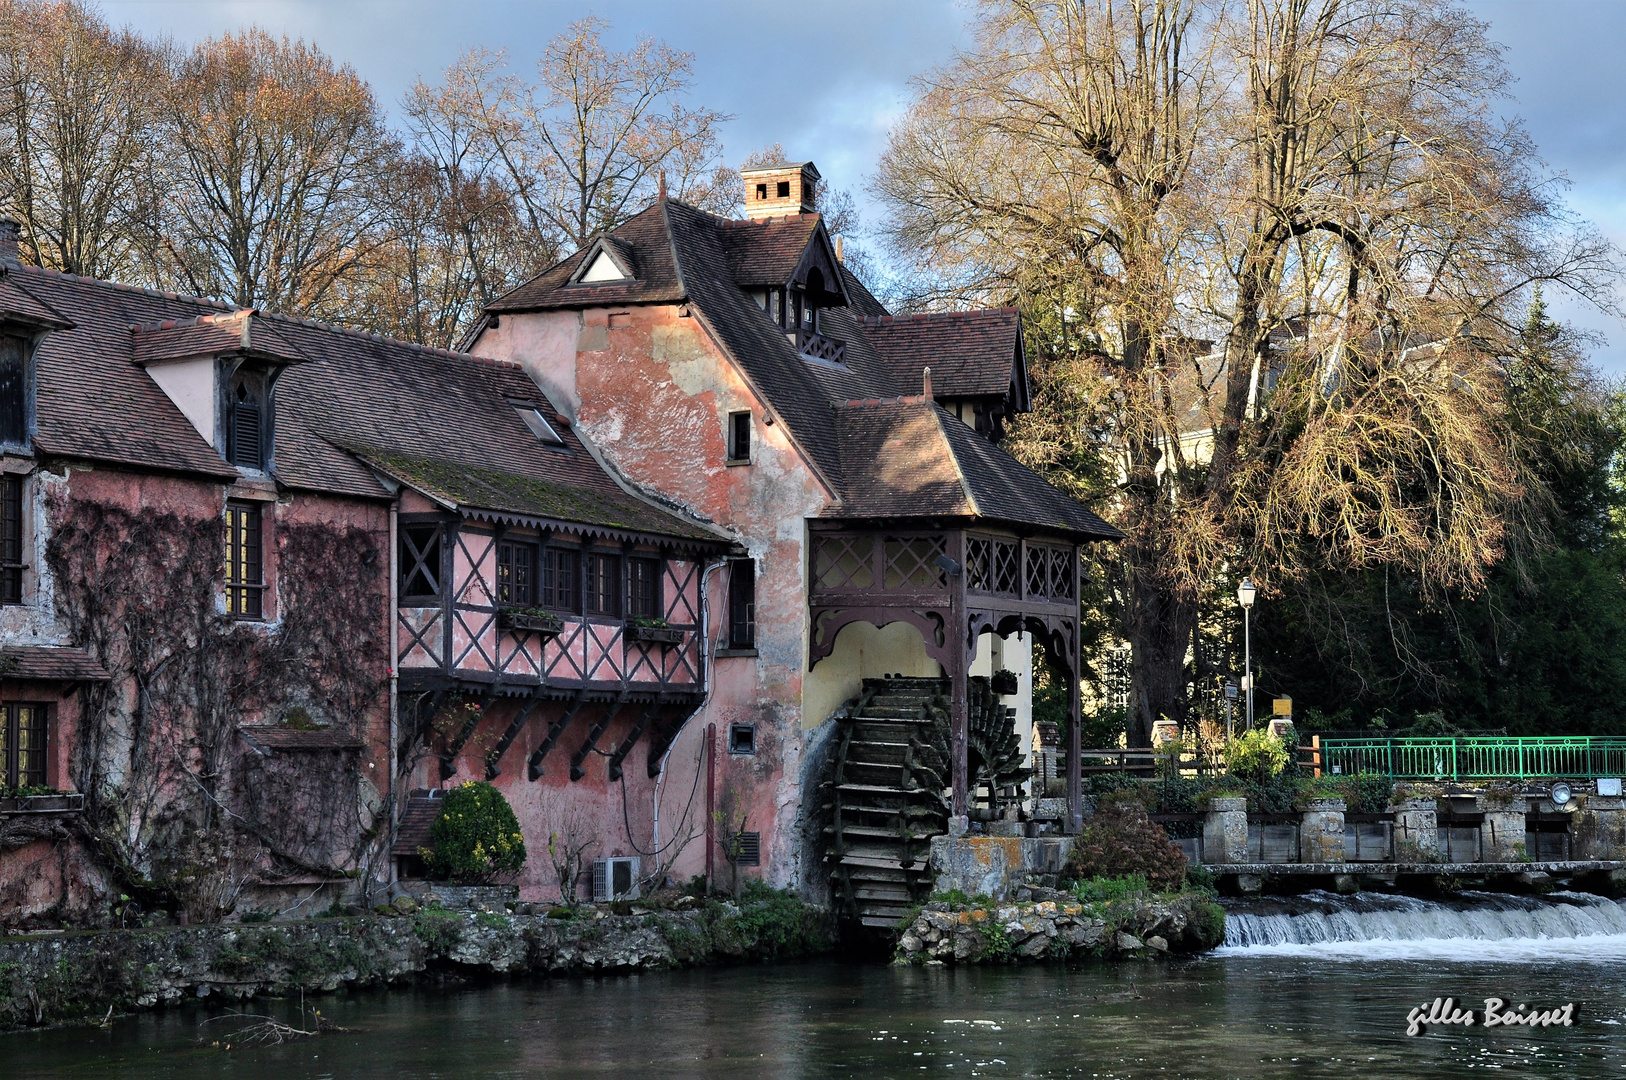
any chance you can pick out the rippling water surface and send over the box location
[8,893,1626,1079]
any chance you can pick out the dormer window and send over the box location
[571,238,634,284]
[227,372,265,470]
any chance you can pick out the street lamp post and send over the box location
[1237,577,1257,731]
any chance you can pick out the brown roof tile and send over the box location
[392,795,443,855]
[859,310,1023,399]
[0,645,110,681]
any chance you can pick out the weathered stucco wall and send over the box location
[474,305,829,894]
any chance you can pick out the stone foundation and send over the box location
[928,835,1074,900]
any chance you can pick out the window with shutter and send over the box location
[0,702,47,788]
[0,474,22,605]
[227,375,265,470]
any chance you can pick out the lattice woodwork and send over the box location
[992,540,1019,595]
[1048,548,1076,600]
[815,535,875,590]
[965,537,992,592]
[1025,544,1049,599]
[884,535,947,589]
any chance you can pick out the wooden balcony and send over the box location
[793,327,845,363]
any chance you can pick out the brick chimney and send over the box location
[0,218,19,268]
[741,161,820,219]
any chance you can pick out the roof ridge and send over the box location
[15,262,237,312]
[858,307,1017,326]
[835,393,932,408]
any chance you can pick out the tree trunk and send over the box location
[1125,569,1198,748]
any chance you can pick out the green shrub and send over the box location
[424,780,527,884]
[979,921,1013,962]
[1065,801,1187,889]
[1072,874,1150,905]
[1356,772,1395,813]
[412,906,464,952]
[1193,900,1227,948]
[733,881,830,958]
[1225,729,1289,783]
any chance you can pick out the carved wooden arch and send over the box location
[966,610,1078,683]
[808,606,954,673]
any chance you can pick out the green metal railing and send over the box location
[1316,736,1626,782]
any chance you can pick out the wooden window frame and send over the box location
[0,701,47,789]
[399,522,444,603]
[584,551,622,618]
[541,544,581,614]
[627,556,662,620]
[728,558,756,649]
[727,411,752,464]
[226,371,266,471]
[496,540,537,607]
[0,473,22,606]
[0,335,27,449]
[225,500,264,620]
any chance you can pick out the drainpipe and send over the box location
[706,721,716,885]
[387,498,399,885]
[651,556,727,872]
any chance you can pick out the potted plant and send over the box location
[625,616,684,645]
[0,786,85,814]
[990,669,1019,696]
[497,606,566,635]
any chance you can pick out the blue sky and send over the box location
[101,0,1626,372]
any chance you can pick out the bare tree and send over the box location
[413,19,731,256]
[0,0,162,278]
[153,28,396,317]
[875,0,1623,743]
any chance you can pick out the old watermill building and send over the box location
[0,160,1117,926]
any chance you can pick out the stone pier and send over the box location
[1202,797,1249,864]
[1299,798,1347,864]
[1574,796,1626,860]
[1392,797,1439,862]
[1482,798,1529,862]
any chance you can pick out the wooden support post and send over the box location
[950,650,969,827]
[528,688,588,780]
[570,691,630,780]
[485,690,545,779]
[1067,647,1083,834]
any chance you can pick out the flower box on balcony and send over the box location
[625,622,684,646]
[497,608,566,635]
[991,669,1020,696]
[0,792,84,815]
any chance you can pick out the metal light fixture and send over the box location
[1237,577,1257,731]
[1551,782,1572,806]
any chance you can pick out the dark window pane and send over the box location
[497,541,536,607]
[400,523,443,601]
[0,337,25,446]
[541,546,580,613]
[728,559,755,649]
[0,474,22,605]
[729,412,751,461]
[585,553,621,617]
[628,557,661,619]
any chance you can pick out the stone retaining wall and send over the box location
[895,891,1224,965]
[0,900,831,1030]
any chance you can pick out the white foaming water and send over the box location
[1218,890,1626,962]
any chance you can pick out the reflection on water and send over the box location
[7,896,1626,1080]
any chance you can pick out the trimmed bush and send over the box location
[1225,729,1289,783]
[424,780,527,884]
[1064,801,1187,890]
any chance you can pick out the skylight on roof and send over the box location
[512,403,565,446]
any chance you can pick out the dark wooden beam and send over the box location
[607,697,664,781]
[485,690,546,780]
[528,688,589,781]
[570,690,630,781]
[439,689,496,780]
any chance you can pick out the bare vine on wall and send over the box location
[45,489,387,919]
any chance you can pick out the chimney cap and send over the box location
[923,366,933,398]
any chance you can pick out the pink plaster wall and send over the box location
[474,305,832,892]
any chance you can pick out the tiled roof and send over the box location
[859,310,1023,399]
[130,309,310,366]
[827,396,1120,540]
[12,264,722,547]
[0,272,73,329]
[479,198,1117,540]
[485,204,685,313]
[346,443,723,544]
[239,725,365,751]
[0,645,110,681]
[392,795,443,855]
[716,215,821,286]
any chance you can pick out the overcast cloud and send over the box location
[99,0,1626,371]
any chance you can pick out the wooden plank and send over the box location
[484,691,546,780]
[527,688,588,781]
[570,691,630,781]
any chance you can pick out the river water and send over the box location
[8,891,1626,1079]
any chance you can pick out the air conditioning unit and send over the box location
[592,857,640,902]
